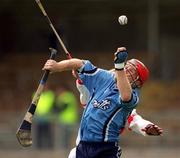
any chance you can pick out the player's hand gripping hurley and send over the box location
[16,48,57,147]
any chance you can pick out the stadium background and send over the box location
[0,0,180,157]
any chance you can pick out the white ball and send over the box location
[118,15,128,25]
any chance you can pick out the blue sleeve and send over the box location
[78,60,99,95]
[78,60,115,97]
[120,88,139,110]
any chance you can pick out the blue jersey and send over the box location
[78,60,139,142]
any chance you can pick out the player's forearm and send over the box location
[115,70,132,101]
[56,58,83,72]
[114,47,132,101]
[43,58,83,73]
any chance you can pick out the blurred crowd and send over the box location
[33,83,80,151]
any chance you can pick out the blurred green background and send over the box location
[0,0,180,157]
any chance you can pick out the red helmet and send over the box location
[125,59,149,88]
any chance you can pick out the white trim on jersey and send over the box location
[104,108,122,141]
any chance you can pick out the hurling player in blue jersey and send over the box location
[43,47,151,158]
[68,79,163,158]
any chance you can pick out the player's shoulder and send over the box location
[78,60,98,74]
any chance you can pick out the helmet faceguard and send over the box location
[125,59,149,88]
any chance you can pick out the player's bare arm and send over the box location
[114,47,132,102]
[43,58,83,73]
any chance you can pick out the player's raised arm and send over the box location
[43,58,84,73]
[114,47,132,102]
